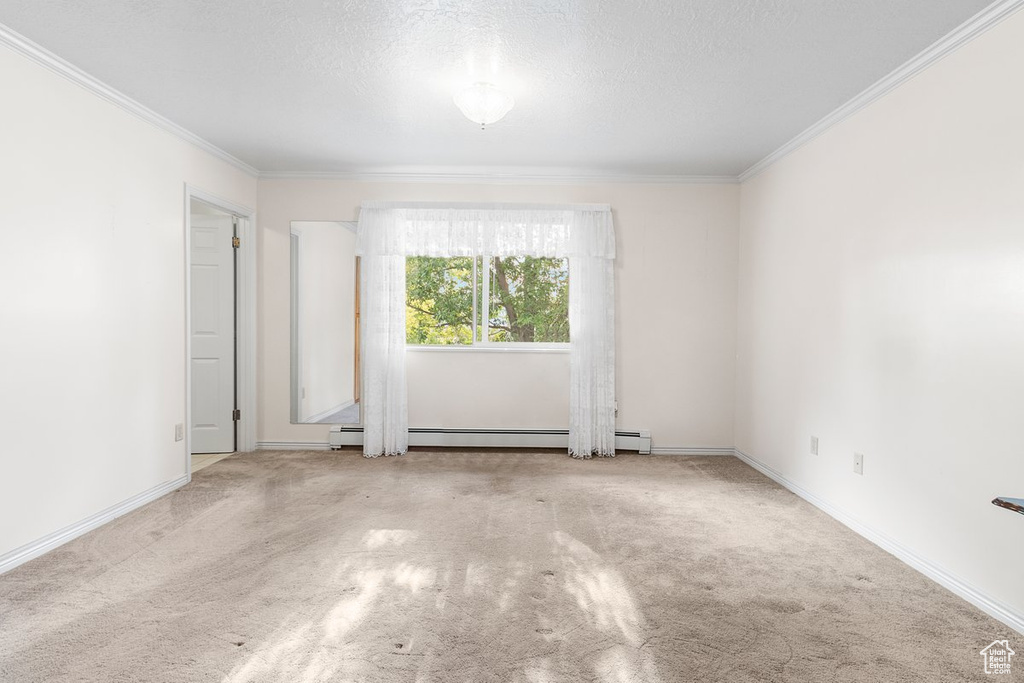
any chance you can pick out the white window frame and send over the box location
[406,254,570,352]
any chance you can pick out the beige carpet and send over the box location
[0,451,1015,682]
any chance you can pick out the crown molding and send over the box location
[738,0,1024,183]
[258,170,739,185]
[0,22,260,178]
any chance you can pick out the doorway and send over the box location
[189,201,237,466]
[185,187,256,476]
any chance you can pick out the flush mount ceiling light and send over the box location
[453,82,515,129]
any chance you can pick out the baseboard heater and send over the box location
[329,427,651,453]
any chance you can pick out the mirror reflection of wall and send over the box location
[290,221,360,424]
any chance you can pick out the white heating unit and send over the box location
[329,427,652,453]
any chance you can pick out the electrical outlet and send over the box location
[810,436,819,455]
[175,423,184,442]
[853,452,864,475]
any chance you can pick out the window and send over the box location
[405,256,475,345]
[406,256,569,346]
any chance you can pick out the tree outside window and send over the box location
[405,256,569,345]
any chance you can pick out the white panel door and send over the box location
[190,215,235,453]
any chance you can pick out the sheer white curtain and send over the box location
[356,201,616,458]
[568,255,616,457]
[357,207,409,457]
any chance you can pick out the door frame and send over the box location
[184,184,257,478]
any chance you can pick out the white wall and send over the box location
[258,180,739,448]
[293,221,356,421]
[736,10,1024,624]
[407,349,570,429]
[0,44,257,560]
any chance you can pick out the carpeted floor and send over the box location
[0,451,1014,682]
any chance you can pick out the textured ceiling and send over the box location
[0,0,994,175]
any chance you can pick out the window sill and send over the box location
[406,344,569,354]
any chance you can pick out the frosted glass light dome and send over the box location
[453,82,515,128]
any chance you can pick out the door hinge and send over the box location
[232,409,241,421]
[232,236,240,248]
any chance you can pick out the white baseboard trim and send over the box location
[733,448,1024,636]
[649,446,735,456]
[0,474,189,575]
[260,436,741,456]
[304,400,355,424]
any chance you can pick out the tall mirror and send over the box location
[290,221,360,424]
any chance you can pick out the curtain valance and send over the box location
[356,201,615,259]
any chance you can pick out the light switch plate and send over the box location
[810,436,819,455]
[854,452,864,475]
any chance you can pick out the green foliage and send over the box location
[405,257,474,344]
[405,255,569,344]
[488,256,569,343]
